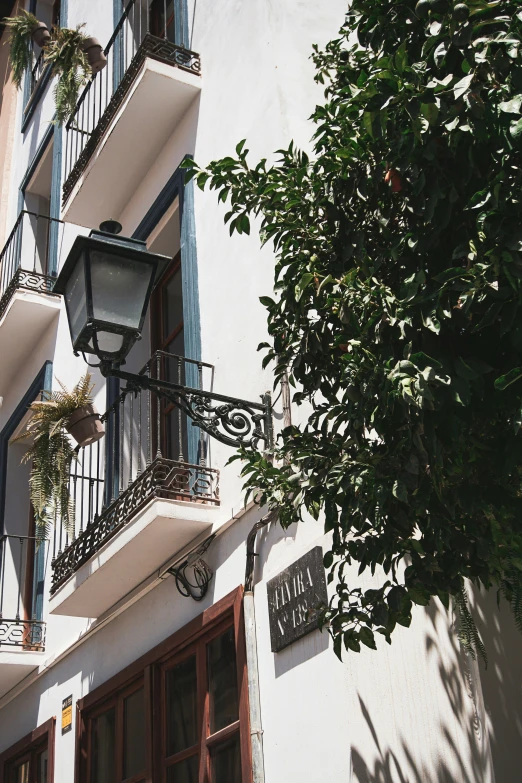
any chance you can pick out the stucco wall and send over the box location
[0,1,20,248]
[0,1,520,781]
[0,508,499,783]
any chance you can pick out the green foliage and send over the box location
[453,584,487,666]
[44,25,90,124]
[15,373,95,539]
[2,10,39,88]
[2,13,90,124]
[185,0,522,661]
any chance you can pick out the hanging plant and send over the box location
[2,14,105,124]
[43,25,90,125]
[15,372,104,539]
[2,10,49,88]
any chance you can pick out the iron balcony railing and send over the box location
[0,211,62,321]
[51,351,219,594]
[62,0,201,204]
[0,535,47,650]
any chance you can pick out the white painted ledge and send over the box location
[49,496,218,618]
[62,57,201,228]
[0,290,61,397]
[0,651,45,699]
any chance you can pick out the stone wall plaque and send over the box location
[267,546,328,652]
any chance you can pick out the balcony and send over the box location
[49,353,219,618]
[0,211,61,396]
[0,535,47,698]
[61,0,201,228]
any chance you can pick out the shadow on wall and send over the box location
[349,593,521,783]
[474,587,522,783]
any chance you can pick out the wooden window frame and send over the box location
[150,252,186,460]
[76,587,251,783]
[0,717,55,783]
[151,252,183,357]
[83,674,152,783]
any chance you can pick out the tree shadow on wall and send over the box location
[350,592,522,783]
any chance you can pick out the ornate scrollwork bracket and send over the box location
[167,535,216,601]
[100,364,273,452]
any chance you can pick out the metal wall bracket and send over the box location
[100,363,273,451]
[167,535,215,601]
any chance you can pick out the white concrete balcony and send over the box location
[0,535,46,698]
[61,0,201,228]
[0,211,61,396]
[49,353,219,618]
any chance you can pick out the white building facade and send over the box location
[0,1,520,781]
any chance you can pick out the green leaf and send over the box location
[295,272,314,302]
[408,587,430,606]
[344,629,361,652]
[358,627,377,649]
[323,550,334,569]
[363,111,376,138]
[392,481,408,504]
[499,96,522,114]
[495,368,522,391]
[394,42,408,75]
[453,74,473,100]
[420,102,439,126]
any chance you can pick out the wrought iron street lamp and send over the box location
[53,220,169,365]
[54,222,273,451]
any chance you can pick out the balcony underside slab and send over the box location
[0,652,44,699]
[0,289,61,396]
[49,497,217,618]
[62,56,201,228]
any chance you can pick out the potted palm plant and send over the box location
[15,372,104,539]
[2,10,51,88]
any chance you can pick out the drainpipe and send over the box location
[244,513,275,783]
[280,368,292,430]
[243,373,290,781]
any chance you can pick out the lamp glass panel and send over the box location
[64,252,88,344]
[90,251,154,329]
[95,331,125,354]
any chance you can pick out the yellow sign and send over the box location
[62,695,73,735]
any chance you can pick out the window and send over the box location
[147,197,187,461]
[85,680,149,783]
[161,624,242,782]
[0,719,55,783]
[77,588,250,783]
[151,255,187,460]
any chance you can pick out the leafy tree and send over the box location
[185,0,522,662]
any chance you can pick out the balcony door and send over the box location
[147,197,188,462]
[150,0,176,42]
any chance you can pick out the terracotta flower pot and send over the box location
[31,22,51,47]
[81,37,107,75]
[66,404,105,448]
